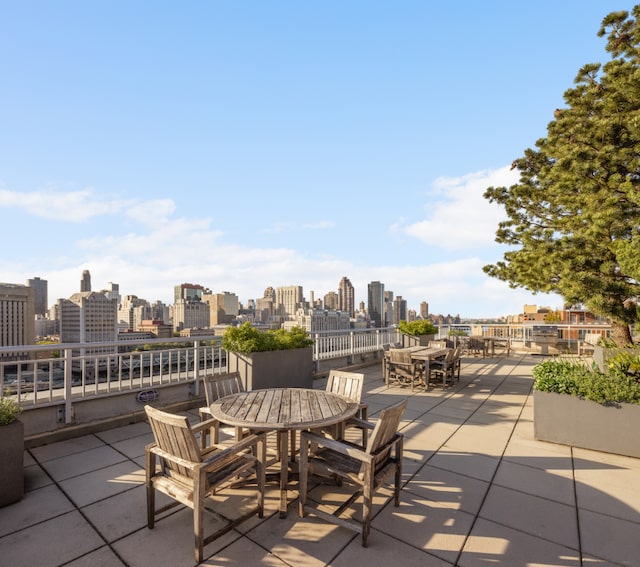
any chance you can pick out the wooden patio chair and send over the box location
[199,371,280,467]
[199,372,245,444]
[387,348,423,390]
[429,347,461,389]
[144,405,266,564]
[323,369,368,445]
[298,398,407,546]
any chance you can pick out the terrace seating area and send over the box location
[1,353,639,566]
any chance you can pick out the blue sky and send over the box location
[1,1,632,318]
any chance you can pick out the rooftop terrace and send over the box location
[1,353,638,566]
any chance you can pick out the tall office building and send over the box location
[104,282,121,306]
[0,283,35,353]
[367,281,385,328]
[173,299,210,332]
[58,291,118,359]
[392,295,408,325]
[202,292,239,326]
[118,295,151,331]
[276,286,304,320]
[174,283,209,303]
[27,276,48,316]
[80,270,91,292]
[324,291,338,310]
[338,276,355,317]
[420,301,429,319]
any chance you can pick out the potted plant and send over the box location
[532,357,640,458]
[221,323,315,389]
[398,319,438,347]
[0,396,24,507]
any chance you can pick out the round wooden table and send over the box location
[209,387,359,517]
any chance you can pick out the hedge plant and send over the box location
[221,322,314,354]
[398,319,438,336]
[0,397,23,425]
[533,358,640,405]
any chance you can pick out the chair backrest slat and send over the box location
[202,372,244,405]
[145,405,202,477]
[365,398,407,455]
[326,370,364,403]
[389,349,412,364]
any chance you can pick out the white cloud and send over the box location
[402,166,519,251]
[0,187,139,222]
[5,174,562,318]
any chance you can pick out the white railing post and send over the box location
[63,347,73,424]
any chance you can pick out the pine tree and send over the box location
[484,7,640,345]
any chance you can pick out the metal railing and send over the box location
[0,322,612,416]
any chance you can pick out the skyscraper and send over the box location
[367,281,384,328]
[338,276,355,317]
[27,276,48,316]
[276,286,303,320]
[80,270,91,292]
[0,283,35,352]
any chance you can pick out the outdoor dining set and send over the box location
[143,369,406,563]
[383,341,462,391]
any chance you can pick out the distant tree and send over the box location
[483,7,640,345]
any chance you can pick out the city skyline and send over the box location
[1,2,624,317]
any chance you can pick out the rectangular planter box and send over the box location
[593,345,640,372]
[534,390,640,458]
[0,419,24,507]
[227,346,313,390]
[401,334,435,347]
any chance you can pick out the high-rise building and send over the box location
[324,291,338,310]
[80,270,91,292]
[58,291,118,359]
[420,301,429,319]
[27,276,48,316]
[276,286,304,320]
[392,295,408,325]
[173,299,210,332]
[202,292,239,326]
[0,283,35,354]
[118,295,151,331]
[174,283,209,303]
[104,282,121,306]
[338,276,355,317]
[367,281,385,328]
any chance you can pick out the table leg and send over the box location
[279,430,289,518]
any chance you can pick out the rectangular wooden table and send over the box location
[209,387,360,517]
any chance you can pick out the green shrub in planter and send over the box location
[398,320,438,336]
[0,397,23,425]
[221,322,314,354]
[532,359,640,405]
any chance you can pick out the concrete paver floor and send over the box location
[1,354,638,566]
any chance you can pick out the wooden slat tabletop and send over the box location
[210,388,359,431]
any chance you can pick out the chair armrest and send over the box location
[147,444,200,471]
[191,417,219,434]
[198,407,212,419]
[301,430,372,464]
[344,416,374,430]
[200,431,267,470]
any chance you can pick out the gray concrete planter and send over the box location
[533,390,640,458]
[401,334,435,347]
[0,419,24,507]
[227,346,313,390]
[593,345,640,372]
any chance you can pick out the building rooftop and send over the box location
[1,354,638,566]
